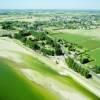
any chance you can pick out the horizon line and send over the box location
[0,8,100,11]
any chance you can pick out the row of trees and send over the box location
[1,21,30,30]
[14,30,63,56]
[58,38,94,75]
[78,53,93,64]
[58,39,93,64]
[65,56,92,78]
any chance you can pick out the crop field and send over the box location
[50,29,100,66]
[51,32,100,50]
[89,48,100,65]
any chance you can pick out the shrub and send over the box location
[65,57,92,79]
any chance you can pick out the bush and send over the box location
[33,43,40,50]
[41,48,55,56]
[65,57,92,79]
[1,34,13,38]
[80,56,90,64]
[91,65,100,74]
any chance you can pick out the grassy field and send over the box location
[89,48,100,65]
[50,29,100,65]
[0,37,99,99]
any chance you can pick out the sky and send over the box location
[0,0,100,10]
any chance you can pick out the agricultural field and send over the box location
[50,28,100,65]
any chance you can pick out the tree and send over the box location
[26,38,33,48]
[66,56,92,78]
[55,44,63,55]
[80,55,90,64]
[33,43,40,50]
[2,21,13,30]
[41,48,55,56]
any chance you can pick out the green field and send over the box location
[89,48,100,65]
[51,32,100,50]
[50,29,100,65]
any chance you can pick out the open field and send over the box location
[0,15,51,22]
[89,48,100,65]
[50,28,100,49]
[50,28,100,65]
